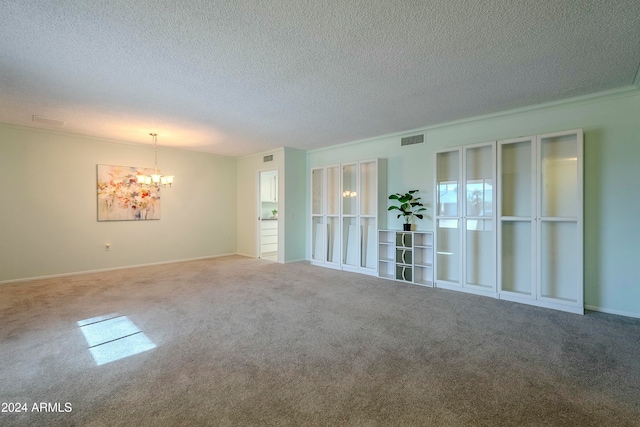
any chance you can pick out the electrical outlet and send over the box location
[105,243,110,251]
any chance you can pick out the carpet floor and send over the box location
[1,256,639,426]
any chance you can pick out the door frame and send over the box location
[257,168,280,261]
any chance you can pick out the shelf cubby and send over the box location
[378,230,434,287]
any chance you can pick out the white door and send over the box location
[259,170,278,261]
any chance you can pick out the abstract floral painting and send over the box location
[97,164,160,221]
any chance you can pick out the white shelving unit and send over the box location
[378,230,395,280]
[413,232,435,287]
[378,230,434,287]
[433,129,583,314]
[311,159,387,276]
[311,165,341,269]
[498,129,583,314]
[434,141,497,297]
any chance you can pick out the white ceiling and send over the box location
[1,1,639,157]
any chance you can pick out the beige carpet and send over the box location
[1,255,639,426]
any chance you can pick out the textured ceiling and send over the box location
[1,0,639,157]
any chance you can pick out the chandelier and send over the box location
[136,133,174,187]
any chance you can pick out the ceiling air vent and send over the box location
[32,115,65,127]
[401,134,424,147]
[263,155,273,162]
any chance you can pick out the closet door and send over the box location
[435,148,462,286]
[463,142,496,292]
[498,137,536,298]
[537,130,583,308]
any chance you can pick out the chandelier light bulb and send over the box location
[136,133,175,188]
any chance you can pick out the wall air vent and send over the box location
[263,155,273,162]
[401,134,424,146]
[32,115,65,127]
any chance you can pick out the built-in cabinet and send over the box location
[435,130,583,314]
[260,219,278,256]
[378,230,433,286]
[435,141,497,297]
[311,159,386,275]
[311,165,341,269]
[498,130,583,313]
[260,172,278,202]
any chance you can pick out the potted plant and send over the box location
[388,190,427,231]
[271,209,278,219]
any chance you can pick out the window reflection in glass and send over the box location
[438,181,458,216]
[466,179,493,217]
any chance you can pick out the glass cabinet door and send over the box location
[436,151,460,217]
[359,160,376,216]
[342,163,357,215]
[539,133,579,219]
[327,165,340,216]
[326,216,340,264]
[538,131,581,303]
[342,217,357,267]
[463,143,495,290]
[326,165,341,266]
[499,138,535,296]
[311,216,325,262]
[436,149,461,284]
[436,219,460,284]
[359,160,377,270]
[360,217,376,270]
[311,168,324,216]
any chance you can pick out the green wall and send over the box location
[236,147,306,263]
[307,88,640,318]
[283,147,307,262]
[2,87,638,318]
[0,124,238,282]
[236,148,285,260]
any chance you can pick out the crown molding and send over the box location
[238,146,285,160]
[308,85,640,154]
[0,121,234,158]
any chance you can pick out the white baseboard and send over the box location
[584,305,640,319]
[236,252,256,259]
[0,253,239,285]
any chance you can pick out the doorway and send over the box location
[258,170,279,261]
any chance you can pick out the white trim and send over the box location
[236,252,255,258]
[0,253,239,286]
[585,305,640,320]
[257,168,281,262]
[499,293,584,315]
[0,122,234,158]
[284,258,306,264]
[434,281,462,291]
[436,282,498,298]
[307,86,639,154]
[238,146,285,160]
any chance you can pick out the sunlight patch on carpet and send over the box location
[78,313,156,366]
